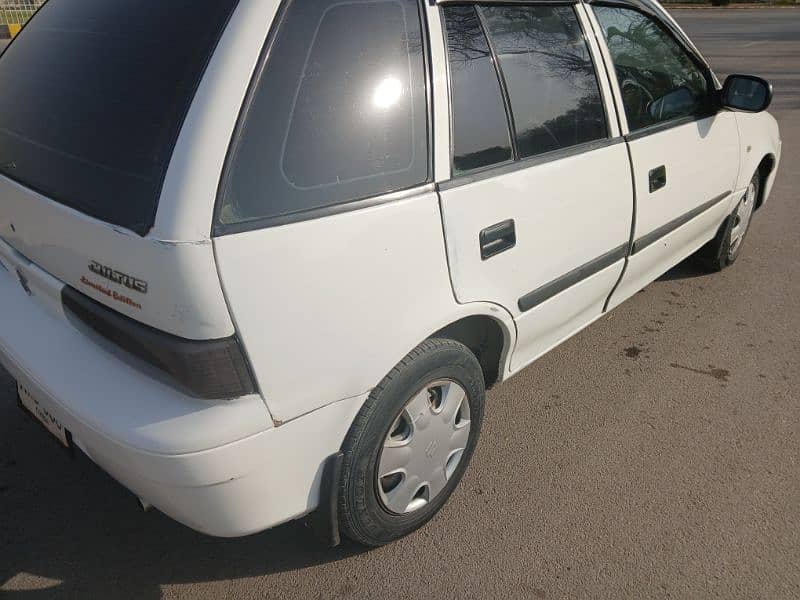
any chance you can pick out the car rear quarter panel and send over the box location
[213,192,516,424]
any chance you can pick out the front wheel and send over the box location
[338,338,485,547]
[696,173,760,271]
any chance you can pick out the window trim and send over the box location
[574,1,622,138]
[589,1,720,140]
[585,0,713,75]
[624,113,709,142]
[420,0,437,189]
[212,0,292,237]
[438,135,624,191]
[474,5,521,162]
[438,0,575,5]
[440,1,615,184]
[439,4,516,177]
[215,182,436,235]
[212,0,434,237]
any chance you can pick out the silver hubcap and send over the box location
[730,181,756,255]
[377,380,471,514]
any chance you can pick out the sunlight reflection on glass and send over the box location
[372,76,403,110]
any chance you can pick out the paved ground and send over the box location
[1,9,798,600]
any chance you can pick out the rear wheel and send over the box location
[338,338,485,546]
[696,173,759,271]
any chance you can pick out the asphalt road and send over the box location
[1,9,799,600]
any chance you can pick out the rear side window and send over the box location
[0,0,239,236]
[593,6,710,132]
[443,6,513,175]
[480,5,608,159]
[218,0,429,231]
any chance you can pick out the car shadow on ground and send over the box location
[0,254,717,599]
[656,256,713,281]
[0,373,367,599]
[1,465,367,599]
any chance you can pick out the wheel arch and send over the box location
[427,310,515,389]
[755,153,777,211]
[734,110,780,212]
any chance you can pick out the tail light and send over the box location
[62,285,256,400]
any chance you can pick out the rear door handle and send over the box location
[649,165,667,192]
[480,219,516,260]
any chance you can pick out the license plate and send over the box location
[18,383,72,449]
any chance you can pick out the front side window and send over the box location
[593,6,711,132]
[219,0,429,229]
[480,5,608,159]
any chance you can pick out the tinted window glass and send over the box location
[593,7,710,131]
[0,0,240,236]
[443,6,512,175]
[219,0,428,229]
[481,5,607,159]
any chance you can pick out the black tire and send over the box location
[338,338,485,547]
[695,173,760,272]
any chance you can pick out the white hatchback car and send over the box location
[0,0,781,546]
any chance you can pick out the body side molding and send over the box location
[631,191,731,255]
[518,243,628,313]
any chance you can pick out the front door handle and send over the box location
[649,165,667,192]
[480,219,516,260]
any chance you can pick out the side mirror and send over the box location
[721,75,773,113]
[648,86,697,122]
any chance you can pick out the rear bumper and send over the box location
[0,244,363,536]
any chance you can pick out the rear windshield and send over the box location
[0,0,239,236]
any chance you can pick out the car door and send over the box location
[435,2,634,373]
[587,3,740,309]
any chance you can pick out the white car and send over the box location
[0,0,781,546]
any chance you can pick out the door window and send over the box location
[443,5,513,175]
[480,5,608,159]
[593,6,711,132]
